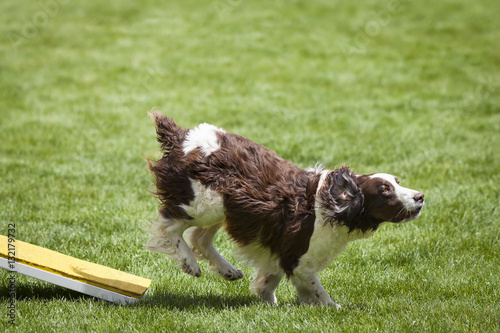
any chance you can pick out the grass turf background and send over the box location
[1,0,499,331]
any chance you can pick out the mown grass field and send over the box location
[1,0,499,331]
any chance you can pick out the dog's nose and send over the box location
[414,192,424,203]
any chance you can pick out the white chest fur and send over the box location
[296,223,375,274]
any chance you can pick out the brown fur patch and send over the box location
[319,167,370,232]
[191,132,321,276]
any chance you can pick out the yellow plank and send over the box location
[0,235,151,298]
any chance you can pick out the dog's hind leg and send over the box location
[145,214,202,278]
[250,271,283,305]
[187,224,244,281]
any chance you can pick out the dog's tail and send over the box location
[148,112,187,153]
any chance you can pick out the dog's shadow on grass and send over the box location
[0,284,256,310]
[136,291,256,310]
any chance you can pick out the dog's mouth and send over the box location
[391,205,423,223]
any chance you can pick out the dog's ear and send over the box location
[320,167,365,230]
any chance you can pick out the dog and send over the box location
[145,113,425,308]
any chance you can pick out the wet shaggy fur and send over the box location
[145,112,425,307]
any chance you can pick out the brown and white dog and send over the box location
[145,113,425,308]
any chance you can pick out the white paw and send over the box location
[259,293,278,306]
[220,268,244,281]
[181,258,202,277]
[331,302,342,310]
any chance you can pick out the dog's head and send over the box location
[319,168,425,232]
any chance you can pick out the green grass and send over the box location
[1,0,499,331]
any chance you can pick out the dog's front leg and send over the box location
[290,271,341,309]
[250,271,284,305]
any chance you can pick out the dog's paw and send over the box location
[220,268,244,281]
[328,301,342,309]
[181,260,202,278]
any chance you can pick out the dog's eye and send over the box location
[382,186,391,195]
